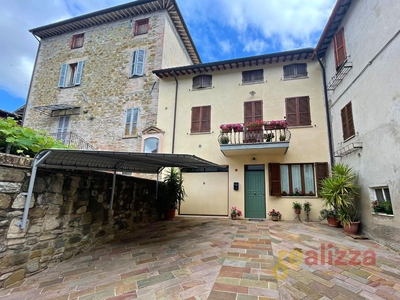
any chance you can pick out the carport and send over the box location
[17,149,220,229]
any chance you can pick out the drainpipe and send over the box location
[171,71,178,154]
[318,57,335,167]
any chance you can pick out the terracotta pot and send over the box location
[327,217,340,227]
[164,208,176,220]
[343,221,360,234]
[221,129,231,133]
[294,209,301,215]
[231,214,237,220]
[271,215,279,221]
[247,126,263,131]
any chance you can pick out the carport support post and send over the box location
[17,150,52,229]
[109,170,117,213]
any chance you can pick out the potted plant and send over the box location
[292,201,302,214]
[245,120,264,131]
[219,136,230,144]
[319,209,339,227]
[372,200,384,213]
[320,163,360,228]
[265,120,287,129]
[264,133,274,142]
[163,167,186,220]
[303,201,312,222]
[338,202,360,234]
[279,134,286,141]
[268,209,282,221]
[230,206,242,220]
[383,202,393,214]
[220,124,232,133]
[232,124,243,132]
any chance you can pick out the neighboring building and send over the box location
[23,0,200,151]
[153,48,331,220]
[0,109,22,125]
[314,0,400,250]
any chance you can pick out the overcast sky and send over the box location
[0,0,335,112]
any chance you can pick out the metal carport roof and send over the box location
[17,149,220,229]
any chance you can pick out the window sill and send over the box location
[282,76,309,81]
[122,135,138,139]
[280,195,317,198]
[371,212,394,217]
[287,125,313,129]
[191,87,213,91]
[241,81,265,86]
[190,132,211,135]
[343,135,355,143]
[59,84,80,89]
[130,75,144,79]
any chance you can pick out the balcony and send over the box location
[50,131,96,150]
[218,121,291,156]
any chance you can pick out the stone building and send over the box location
[23,0,200,152]
[314,0,400,250]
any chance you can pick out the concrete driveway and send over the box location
[0,217,399,300]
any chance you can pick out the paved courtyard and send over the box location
[1,217,400,300]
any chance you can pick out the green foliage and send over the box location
[319,208,336,220]
[320,163,359,212]
[292,201,302,210]
[163,168,186,209]
[337,202,358,226]
[303,201,312,212]
[0,117,69,157]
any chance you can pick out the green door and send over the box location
[245,165,266,218]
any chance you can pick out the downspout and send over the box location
[171,71,178,154]
[22,35,41,126]
[318,57,335,167]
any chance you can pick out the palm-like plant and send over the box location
[320,163,359,214]
[164,167,186,209]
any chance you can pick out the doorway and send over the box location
[245,165,266,218]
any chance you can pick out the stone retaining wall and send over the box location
[0,153,159,288]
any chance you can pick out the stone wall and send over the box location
[0,153,159,288]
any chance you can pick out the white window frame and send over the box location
[125,108,139,137]
[373,186,391,202]
[58,61,84,88]
[143,137,159,153]
[130,50,146,77]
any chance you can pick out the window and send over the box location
[283,64,307,79]
[334,27,347,69]
[130,49,146,77]
[71,33,84,49]
[375,187,391,202]
[134,18,149,35]
[242,69,263,84]
[144,137,159,153]
[244,101,262,124]
[125,108,139,136]
[56,116,70,144]
[191,106,211,133]
[269,162,329,197]
[341,102,355,140]
[192,75,212,89]
[285,96,311,126]
[58,61,84,88]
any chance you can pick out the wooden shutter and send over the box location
[131,50,145,77]
[58,64,68,88]
[135,50,145,76]
[296,64,307,76]
[283,65,295,78]
[244,101,263,123]
[191,107,201,133]
[192,75,201,89]
[242,71,251,83]
[269,163,281,196]
[125,108,139,136]
[252,70,263,81]
[200,106,211,132]
[334,27,346,68]
[341,102,355,140]
[202,75,212,87]
[298,96,311,125]
[315,162,329,197]
[74,61,84,85]
[285,97,297,125]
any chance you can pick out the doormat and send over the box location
[249,219,264,222]
[344,232,368,239]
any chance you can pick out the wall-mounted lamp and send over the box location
[249,91,256,96]
[252,157,256,162]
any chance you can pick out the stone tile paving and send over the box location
[0,218,400,300]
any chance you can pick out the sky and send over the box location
[0,0,336,112]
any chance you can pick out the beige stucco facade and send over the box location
[157,57,331,221]
[321,0,400,250]
[24,8,193,152]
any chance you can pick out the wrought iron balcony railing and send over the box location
[218,122,291,145]
[50,131,96,150]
